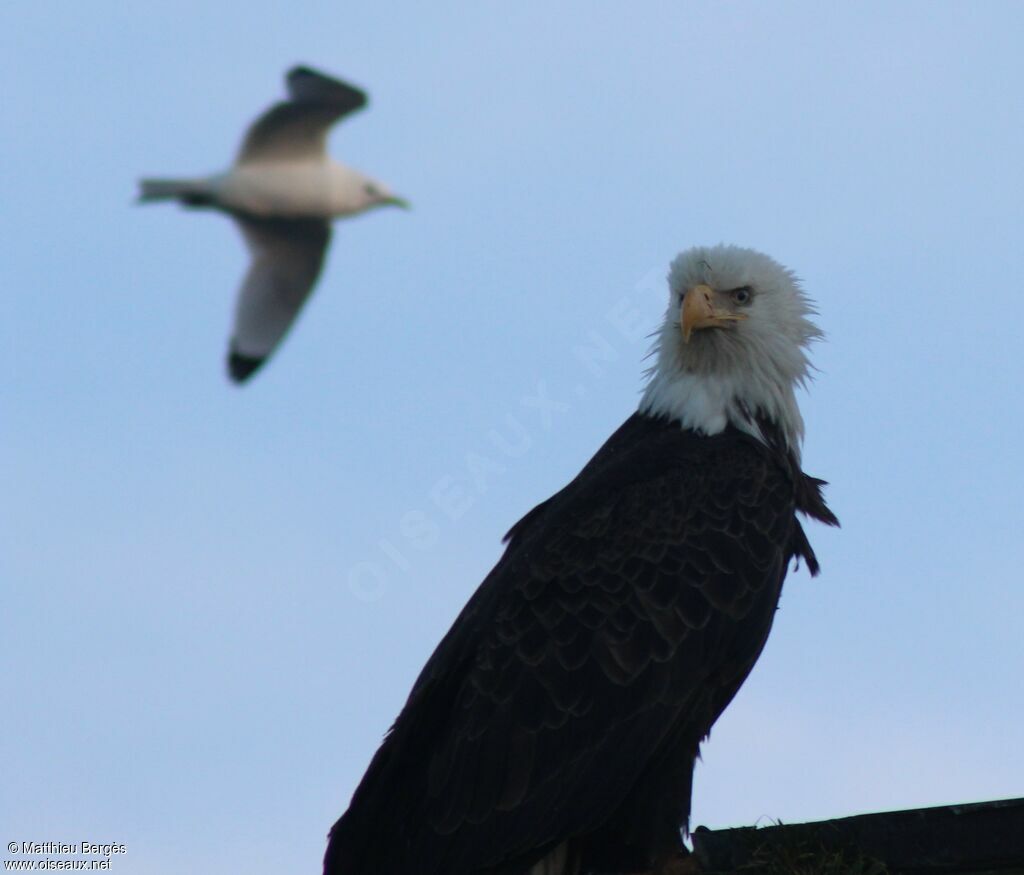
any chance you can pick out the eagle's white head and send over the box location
[639,244,822,458]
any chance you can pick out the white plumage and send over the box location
[640,245,823,458]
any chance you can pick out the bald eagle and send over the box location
[324,245,838,875]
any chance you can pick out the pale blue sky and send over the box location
[4,2,1024,873]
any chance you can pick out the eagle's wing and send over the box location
[327,417,800,875]
[227,216,330,382]
[236,66,367,164]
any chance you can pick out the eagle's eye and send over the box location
[364,184,380,198]
[731,286,753,305]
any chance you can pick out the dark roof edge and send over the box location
[692,797,1024,874]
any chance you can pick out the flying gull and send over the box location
[139,65,408,382]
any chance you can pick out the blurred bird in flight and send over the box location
[139,65,408,383]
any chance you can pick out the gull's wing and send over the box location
[236,66,368,164]
[227,217,331,383]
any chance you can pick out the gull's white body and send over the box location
[176,160,386,219]
[139,65,406,383]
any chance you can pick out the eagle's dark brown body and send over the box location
[325,412,837,875]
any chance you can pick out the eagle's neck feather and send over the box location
[638,367,805,460]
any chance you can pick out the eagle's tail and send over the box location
[527,843,578,875]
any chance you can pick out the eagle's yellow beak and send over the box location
[681,284,747,343]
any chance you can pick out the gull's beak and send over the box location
[681,284,746,343]
[383,195,411,210]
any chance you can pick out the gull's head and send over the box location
[356,177,410,212]
[639,244,823,454]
